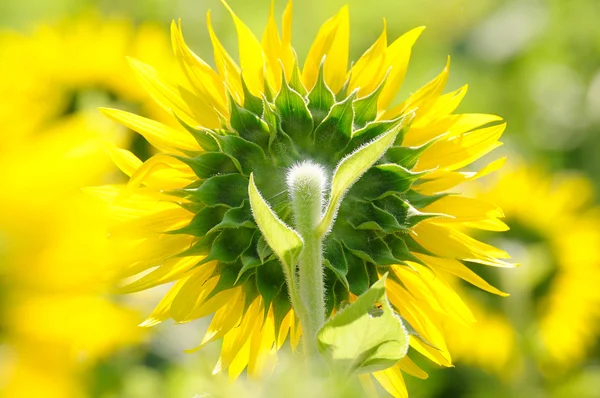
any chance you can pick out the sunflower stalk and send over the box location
[287,162,327,357]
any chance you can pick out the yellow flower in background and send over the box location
[0,14,175,398]
[92,1,511,396]
[449,165,600,376]
[0,13,173,150]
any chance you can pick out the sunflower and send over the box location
[448,165,600,377]
[0,14,173,397]
[92,1,511,395]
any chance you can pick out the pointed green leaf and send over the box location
[289,62,308,96]
[344,247,370,295]
[351,164,428,200]
[174,152,239,179]
[206,260,244,300]
[312,92,356,160]
[275,75,314,146]
[257,234,273,263]
[256,258,286,314]
[346,200,403,233]
[353,76,387,128]
[241,75,264,115]
[185,173,248,207]
[229,93,270,147]
[317,126,402,237]
[404,190,448,208]
[384,134,444,169]
[208,200,254,232]
[248,173,303,275]
[195,227,255,267]
[172,205,228,236]
[317,274,409,375]
[308,60,335,126]
[211,134,267,175]
[174,112,220,151]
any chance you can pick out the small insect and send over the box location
[368,301,385,318]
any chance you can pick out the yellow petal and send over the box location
[219,297,262,372]
[103,143,142,177]
[262,0,283,91]
[140,274,192,327]
[100,108,199,153]
[171,21,227,115]
[373,365,408,398]
[127,57,220,128]
[206,10,243,103]
[221,0,265,96]
[397,356,428,379]
[302,5,349,93]
[378,26,425,111]
[248,311,278,379]
[415,253,508,297]
[348,20,388,97]
[383,56,450,120]
[416,123,506,172]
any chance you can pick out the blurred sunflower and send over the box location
[0,14,175,398]
[448,165,600,377]
[92,1,512,396]
[0,13,173,150]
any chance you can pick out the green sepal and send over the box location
[312,91,356,161]
[256,258,286,315]
[176,230,220,258]
[173,152,238,179]
[353,75,387,128]
[403,234,436,256]
[241,75,264,116]
[271,288,292,340]
[384,139,436,170]
[171,205,228,236]
[317,274,410,375]
[185,173,248,207]
[257,235,274,263]
[343,247,370,295]
[236,231,263,282]
[195,227,255,267]
[335,72,352,101]
[375,194,441,230]
[242,274,261,313]
[345,199,404,233]
[347,117,405,154]
[229,92,270,148]
[307,59,335,126]
[208,200,254,232]
[275,73,314,147]
[289,61,308,96]
[384,235,424,266]
[343,230,402,267]
[205,260,244,301]
[211,134,267,175]
[404,190,448,208]
[323,238,349,277]
[351,164,427,200]
[173,112,220,152]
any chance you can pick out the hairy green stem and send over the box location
[287,161,327,358]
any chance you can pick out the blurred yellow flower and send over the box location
[0,13,175,398]
[449,165,600,377]
[93,1,511,396]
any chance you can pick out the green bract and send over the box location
[170,64,441,336]
[317,274,409,375]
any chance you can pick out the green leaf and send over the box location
[206,260,244,300]
[351,164,427,200]
[229,93,270,148]
[404,190,448,208]
[353,76,387,128]
[256,258,286,314]
[174,152,239,179]
[312,92,356,160]
[317,126,402,237]
[196,227,255,267]
[275,75,314,147]
[345,199,403,233]
[347,117,406,154]
[209,200,254,232]
[375,194,442,229]
[289,62,308,96]
[211,134,267,175]
[307,60,335,126]
[172,205,228,236]
[271,288,292,339]
[241,75,264,115]
[174,113,220,151]
[248,173,303,277]
[317,274,409,375]
[257,235,273,263]
[344,248,370,295]
[186,173,248,207]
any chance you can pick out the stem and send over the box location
[298,230,325,357]
[287,161,327,358]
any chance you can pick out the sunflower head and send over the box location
[95,0,511,392]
